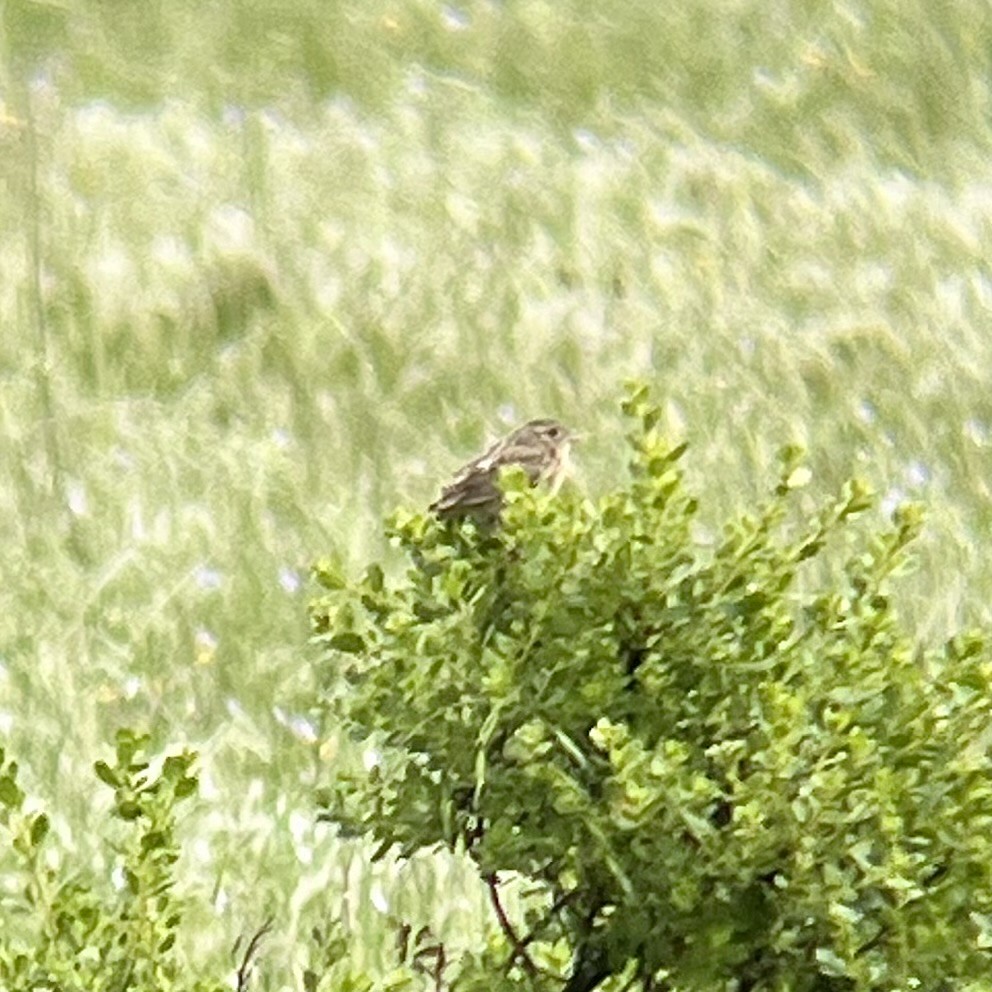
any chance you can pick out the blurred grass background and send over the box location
[3,0,992,985]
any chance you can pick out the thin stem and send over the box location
[485,872,539,978]
[235,917,274,991]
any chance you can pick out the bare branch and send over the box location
[235,917,274,991]
[485,872,540,978]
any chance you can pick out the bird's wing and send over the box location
[429,432,545,517]
[429,465,500,516]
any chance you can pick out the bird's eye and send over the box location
[548,425,561,439]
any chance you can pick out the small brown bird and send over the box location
[430,418,576,522]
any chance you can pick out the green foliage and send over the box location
[0,731,404,990]
[0,730,225,992]
[6,0,992,178]
[6,0,992,983]
[312,386,992,990]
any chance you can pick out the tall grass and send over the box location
[2,0,992,983]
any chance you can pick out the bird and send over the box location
[429,418,577,522]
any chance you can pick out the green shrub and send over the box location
[0,730,225,992]
[311,384,992,991]
[0,729,425,990]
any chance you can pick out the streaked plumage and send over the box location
[430,418,575,521]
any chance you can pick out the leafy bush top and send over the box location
[312,386,992,991]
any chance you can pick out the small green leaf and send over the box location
[162,754,193,783]
[893,501,924,536]
[312,558,347,590]
[114,729,149,767]
[140,830,168,853]
[329,632,366,653]
[94,761,120,787]
[174,776,198,799]
[29,813,49,847]
[620,380,650,416]
[117,800,142,821]
[840,478,874,515]
[0,775,24,810]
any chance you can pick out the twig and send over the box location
[412,930,446,992]
[485,872,539,978]
[513,886,582,960]
[398,921,448,992]
[235,917,274,991]
[492,877,584,976]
